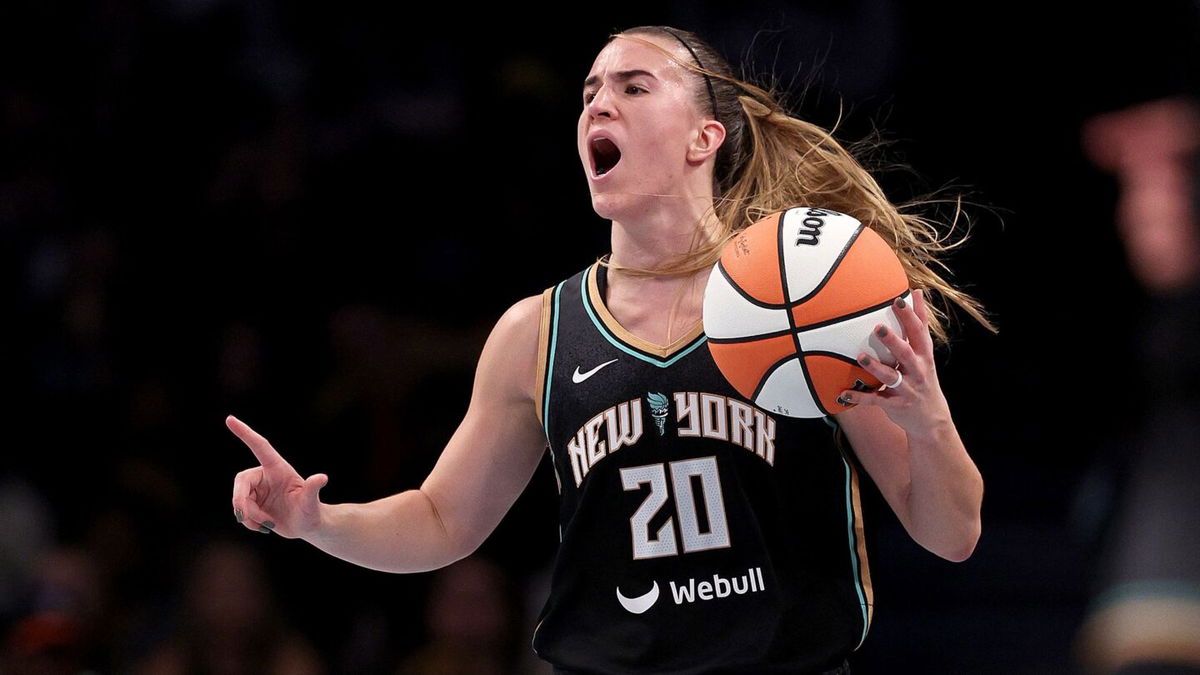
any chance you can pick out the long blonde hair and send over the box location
[602,26,996,344]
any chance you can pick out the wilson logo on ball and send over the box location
[702,207,910,418]
[794,208,831,246]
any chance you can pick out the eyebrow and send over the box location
[582,69,658,91]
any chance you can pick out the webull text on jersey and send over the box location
[670,567,766,604]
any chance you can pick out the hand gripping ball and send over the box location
[703,207,911,418]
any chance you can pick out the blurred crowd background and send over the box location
[3,1,1198,673]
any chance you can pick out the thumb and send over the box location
[303,473,328,503]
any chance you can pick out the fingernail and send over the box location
[857,355,872,367]
[876,326,888,338]
[262,521,275,530]
[234,508,244,524]
[838,394,854,405]
[259,525,272,534]
[895,296,906,309]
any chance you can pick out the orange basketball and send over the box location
[702,207,910,418]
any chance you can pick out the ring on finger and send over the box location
[880,369,903,390]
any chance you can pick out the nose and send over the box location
[587,85,617,120]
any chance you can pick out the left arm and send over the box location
[835,290,983,562]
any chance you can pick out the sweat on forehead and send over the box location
[582,34,700,95]
[607,32,697,72]
[605,30,718,116]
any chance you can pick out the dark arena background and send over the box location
[4,1,1199,674]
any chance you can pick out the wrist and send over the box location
[301,501,339,547]
[903,411,958,447]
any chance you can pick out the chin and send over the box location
[588,182,657,222]
[588,190,627,220]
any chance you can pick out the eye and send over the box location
[625,85,645,95]
[584,90,596,104]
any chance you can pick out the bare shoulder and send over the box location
[488,294,543,363]
[494,294,543,338]
[474,294,546,405]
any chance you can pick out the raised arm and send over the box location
[229,294,549,573]
[834,290,984,562]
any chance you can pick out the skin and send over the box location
[229,33,982,571]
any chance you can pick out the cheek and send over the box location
[639,119,693,161]
[576,114,588,162]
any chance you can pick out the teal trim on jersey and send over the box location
[543,281,564,439]
[827,414,869,646]
[580,265,708,368]
[841,453,870,649]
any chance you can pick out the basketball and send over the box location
[703,207,911,418]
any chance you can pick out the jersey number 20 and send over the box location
[620,457,730,559]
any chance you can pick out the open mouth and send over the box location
[590,137,622,177]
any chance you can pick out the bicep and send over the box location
[419,295,549,556]
[835,404,912,525]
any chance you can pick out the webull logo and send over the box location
[617,567,766,614]
[670,567,766,604]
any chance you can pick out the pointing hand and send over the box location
[228,415,328,539]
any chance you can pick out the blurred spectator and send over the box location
[1076,97,1200,674]
[1083,99,1200,293]
[398,556,519,675]
[0,475,55,621]
[2,611,88,675]
[129,538,324,675]
[3,546,106,674]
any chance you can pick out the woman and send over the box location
[229,26,988,674]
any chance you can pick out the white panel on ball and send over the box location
[703,265,792,340]
[780,208,863,303]
[796,292,910,365]
[754,358,824,419]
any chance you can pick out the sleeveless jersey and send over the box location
[530,261,874,674]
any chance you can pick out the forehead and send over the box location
[585,34,691,84]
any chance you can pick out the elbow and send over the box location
[416,489,479,571]
[941,470,984,563]
[941,542,978,564]
[436,509,492,567]
[939,517,981,563]
[447,530,485,565]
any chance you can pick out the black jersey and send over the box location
[530,261,874,674]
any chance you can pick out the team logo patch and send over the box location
[647,392,669,436]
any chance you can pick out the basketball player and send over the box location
[229,26,990,673]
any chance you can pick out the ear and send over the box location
[686,119,726,164]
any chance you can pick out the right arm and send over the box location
[229,294,549,573]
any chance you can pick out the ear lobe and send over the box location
[687,120,727,164]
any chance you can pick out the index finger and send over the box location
[226,415,289,469]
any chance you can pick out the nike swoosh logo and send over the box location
[572,358,618,384]
[616,581,659,614]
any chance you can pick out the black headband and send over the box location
[658,28,718,116]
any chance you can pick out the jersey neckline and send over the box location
[584,260,707,362]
